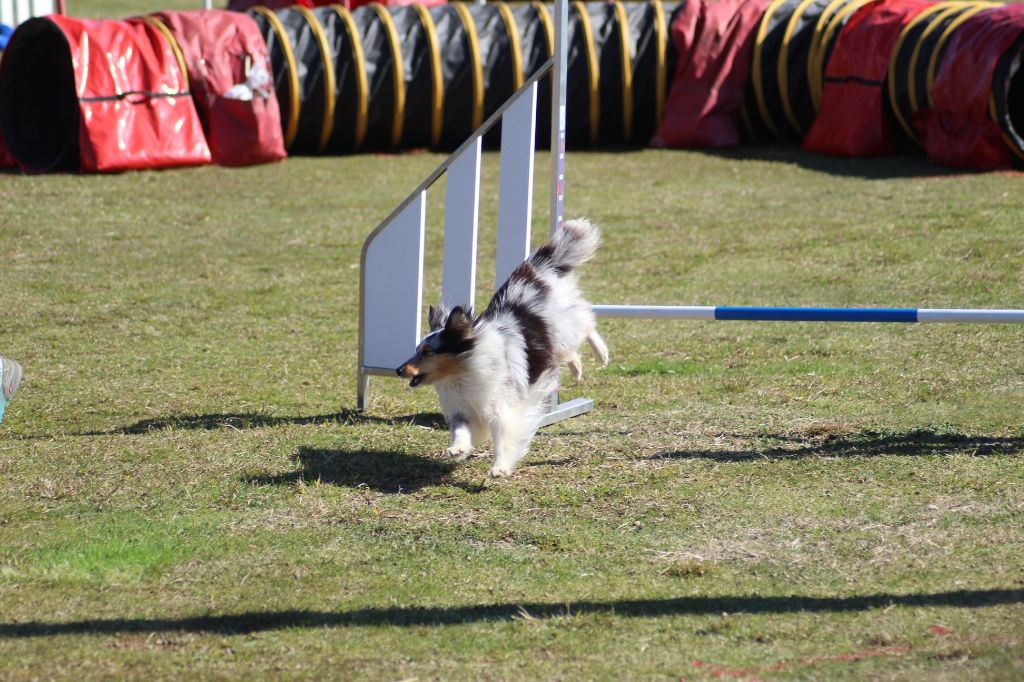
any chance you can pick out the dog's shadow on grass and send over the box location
[650,429,1024,462]
[82,409,471,493]
[244,446,483,494]
[83,409,446,437]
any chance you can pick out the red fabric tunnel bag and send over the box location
[150,9,286,167]
[804,0,935,157]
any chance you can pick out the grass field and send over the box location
[0,11,1019,682]
[68,0,206,18]
[1,142,1022,679]
[3,2,1024,665]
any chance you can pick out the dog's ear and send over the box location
[428,304,449,331]
[445,306,474,337]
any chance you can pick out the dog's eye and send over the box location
[421,347,432,356]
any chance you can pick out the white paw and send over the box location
[487,465,514,478]
[444,445,473,462]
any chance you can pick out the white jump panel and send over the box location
[495,82,538,286]
[442,138,481,309]
[362,192,426,370]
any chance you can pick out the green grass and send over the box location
[66,0,205,18]
[1,145,1023,680]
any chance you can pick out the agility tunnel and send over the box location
[247,1,680,153]
[0,10,284,171]
[4,1,1024,171]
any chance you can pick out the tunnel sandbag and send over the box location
[0,15,210,172]
[803,0,934,157]
[148,10,287,166]
[654,0,771,148]
[923,3,1024,169]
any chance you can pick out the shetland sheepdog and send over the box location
[397,218,609,477]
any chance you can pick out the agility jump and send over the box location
[358,0,1024,425]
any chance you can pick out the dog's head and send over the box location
[396,305,475,387]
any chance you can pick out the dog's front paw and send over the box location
[444,445,473,462]
[487,464,514,478]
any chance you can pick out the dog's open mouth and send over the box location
[409,374,425,388]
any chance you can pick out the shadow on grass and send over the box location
[688,145,964,179]
[651,430,1024,463]
[244,446,482,494]
[2,588,1020,637]
[552,144,988,178]
[79,409,446,436]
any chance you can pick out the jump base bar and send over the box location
[592,305,1024,324]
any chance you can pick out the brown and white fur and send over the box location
[397,218,609,477]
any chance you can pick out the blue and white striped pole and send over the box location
[592,305,1024,324]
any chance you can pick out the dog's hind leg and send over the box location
[444,414,475,461]
[567,351,583,381]
[587,329,610,366]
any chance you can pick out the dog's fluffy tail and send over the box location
[531,217,601,275]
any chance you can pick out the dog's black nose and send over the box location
[396,367,403,376]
